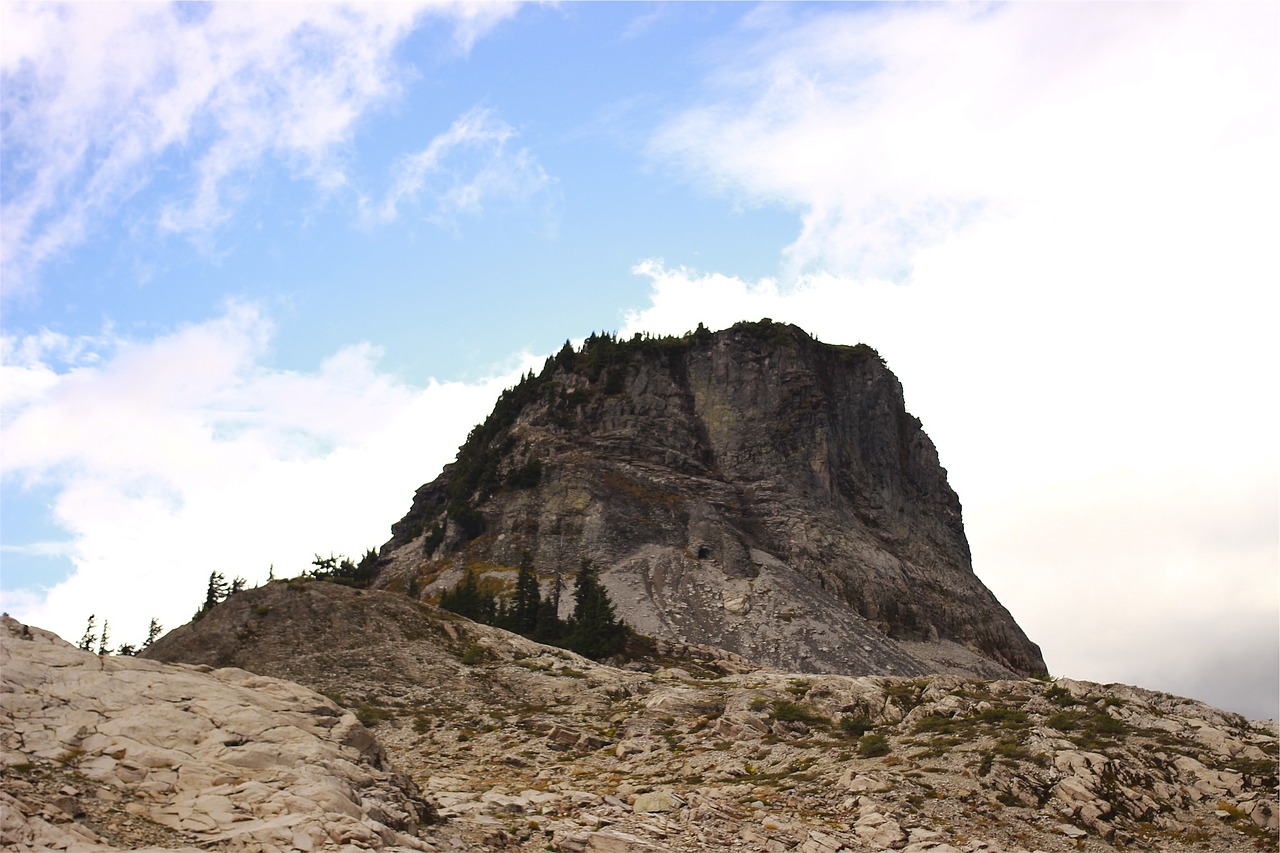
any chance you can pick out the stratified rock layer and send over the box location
[380,321,1044,678]
[0,614,434,852]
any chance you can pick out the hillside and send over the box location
[139,580,1278,853]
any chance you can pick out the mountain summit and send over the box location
[377,320,1044,680]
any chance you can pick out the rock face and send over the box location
[142,581,1279,853]
[379,320,1044,679]
[0,614,434,852]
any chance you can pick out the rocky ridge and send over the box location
[139,581,1278,853]
[376,321,1045,681]
[0,613,435,852]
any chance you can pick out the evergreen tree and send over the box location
[142,618,163,650]
[201,572,229,614]
[97,619,111,655]
[511,551,540,635]
[439,568,492,622]
[565,559,627,660]
[78,615,97,652]
[532,593,563,645]
[311,554,337,578]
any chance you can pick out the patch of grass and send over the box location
[979,707,1029,729]
[769,700,825,725]
[461,643,490,665]
[913,714,963,735]
[54,748,86,766]
[356,703,392,727]
[992,737,1032,763]
[1046,710,1083,731]
[884,679,930,710]
[857,733,891,758]
[1224,755,1279,786]
[839,714,875,738]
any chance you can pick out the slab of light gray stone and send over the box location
[0,615,433,851]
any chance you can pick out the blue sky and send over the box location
[2,2,1277,719]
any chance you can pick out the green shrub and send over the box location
[857,733,891,758]
[1046,710,1082,731]
[839,714,875,738]
[461,643,489,666]
[356,703,391,727]
[770,700,824,725]
[979,707,1029,729]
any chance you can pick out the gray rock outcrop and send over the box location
[379,320,1044,678]
[144,580,1279,853]
[0,614,434,851]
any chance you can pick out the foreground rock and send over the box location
[0,614,434,852]
[147,581,1279,852]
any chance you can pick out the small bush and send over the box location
[857,733,891,758]
[913,714,962,735]
[356,703,391,727]
[979,707,1029,729]
[839,714,875,738]
[1046,711,1082,731]
[461,643,489,666]
[770,700,824,724]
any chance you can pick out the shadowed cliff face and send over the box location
[380,320,1047,679]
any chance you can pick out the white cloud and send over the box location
[0,1,519,294]
[653,3,1278,282]
[368,106,554,226]
[0,302,533,649]
[622,259,1279,718]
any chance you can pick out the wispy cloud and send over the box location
[652,3,1278,281]
[367,106,554,226]
[0,2,519,296]
[0,302,536,647]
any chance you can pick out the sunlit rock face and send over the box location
[379,320,1046,679]
[0,614,435,852]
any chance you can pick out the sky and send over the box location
[1,2,1276,720]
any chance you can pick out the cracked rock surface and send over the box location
[1,614,435,852]
[144,581,1278,852]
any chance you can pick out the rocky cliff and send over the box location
[378,320,1044,679]
[140,580,1278,853]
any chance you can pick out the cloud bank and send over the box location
[1,303,531,648]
